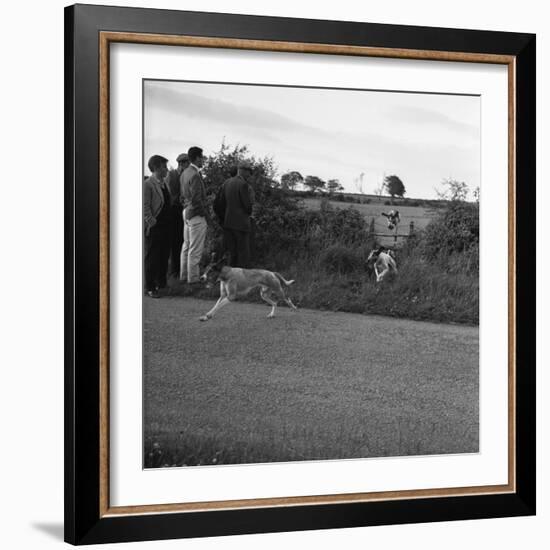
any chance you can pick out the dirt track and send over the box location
[143,296,479,465]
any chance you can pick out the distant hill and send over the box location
[288,189,449,209]
[301,196,442,248]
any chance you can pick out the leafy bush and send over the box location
[320,245,362,274]
[422,202,479,268]
[201,142,300,261]
[200,143,374,268]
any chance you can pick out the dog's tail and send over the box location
[274,272,295,286]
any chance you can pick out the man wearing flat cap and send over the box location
[165,153,189,279]
[219,161,255,268]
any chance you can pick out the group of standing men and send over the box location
[143,146,255,298]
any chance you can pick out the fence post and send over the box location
[369,217,375,235]
[409,221,415,235]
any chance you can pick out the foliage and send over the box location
[202,142,278,196]
[436,178,470,202]
[201,142,296,256]
[281,171,304,190]
[304,175,326,191]
[383,175,406,198]
[174,142,478,324]
[326,178,344,193]
[200,143,373,267]
[319,245,362,274]
[421,201,479,273]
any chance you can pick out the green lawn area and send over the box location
[144,297,479,468]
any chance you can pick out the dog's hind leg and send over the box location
[273,281,298,311]
[285,297,298,310]
[280,290,298,311]
[260,286,278,318]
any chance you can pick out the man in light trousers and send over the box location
[179,146,209,284]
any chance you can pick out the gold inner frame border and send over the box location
[98,31,516,518]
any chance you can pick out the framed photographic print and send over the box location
[64,3,536,545]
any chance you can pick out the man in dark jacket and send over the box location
[143,154,171,297]
[221,161,254,267]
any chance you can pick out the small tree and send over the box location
[326,178,343,193]
[383,175,406,199]
[354,172,366,194]
[281,171,304,190]
[436,178,469,202]
[304,175,326,192]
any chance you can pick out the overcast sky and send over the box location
[144,79,480,199]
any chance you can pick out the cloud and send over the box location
[144,81,480,198]
[387,105,479,138]
[144,82,323,138]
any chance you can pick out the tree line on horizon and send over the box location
[280,170,479,204]
[280,170,407,200]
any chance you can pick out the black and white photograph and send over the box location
[142,79,480,468]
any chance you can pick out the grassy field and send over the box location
[144,297,479,468]
[301,198,438,246]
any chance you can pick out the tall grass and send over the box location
[172,200,478,325]
[210,200,478,324]
[144,413,478,467]
[180,238,478,325]
[263,247,478,325]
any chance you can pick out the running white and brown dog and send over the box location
[199,253,298,321]
[381,209,400,230]
[367,246,398,283]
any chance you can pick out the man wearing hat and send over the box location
[219,161,255,268]
[165,153,189,279]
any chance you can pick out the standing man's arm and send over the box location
[166,170,179,206]
[179,172,187,207]
[143,181,156,228]
[249,185,260,219]
[190,172,207,219]
[239,180,253,215]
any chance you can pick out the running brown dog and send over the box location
[199,254,298,321]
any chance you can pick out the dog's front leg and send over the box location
[199,296,231,321]
[376,267,388,283]
[200,284,230,321]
